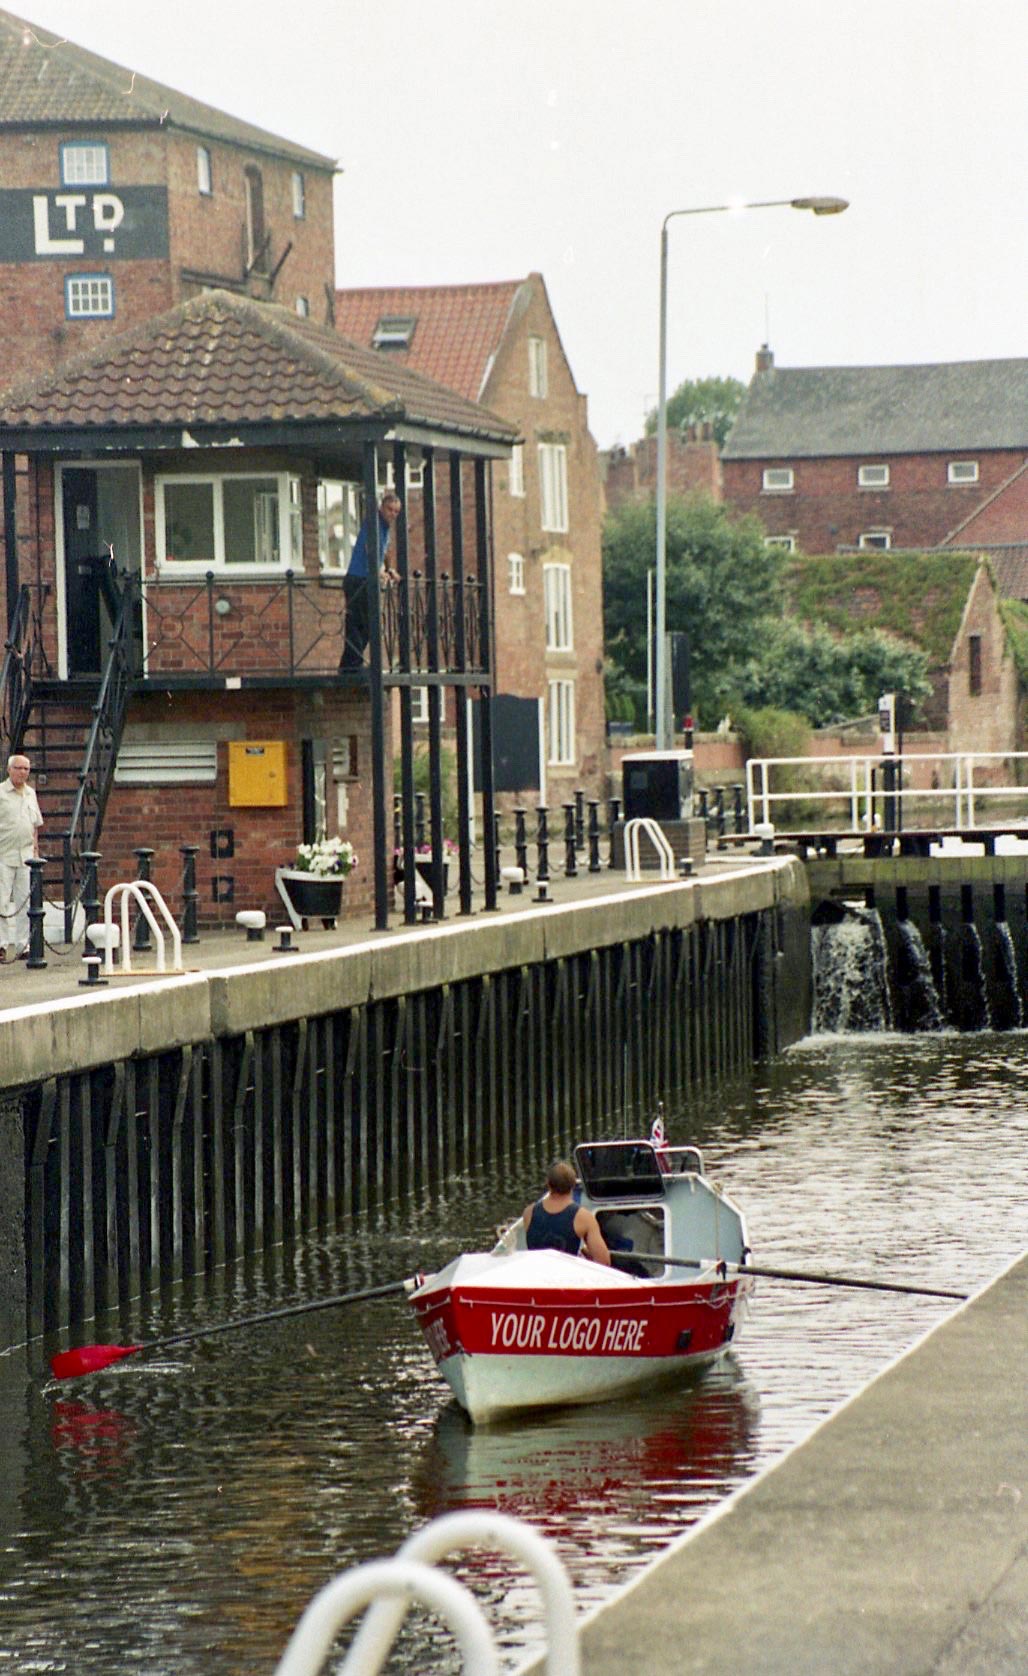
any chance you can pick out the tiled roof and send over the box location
[940,462,1028,547]
[335,282,525,402]
[973,547,1028,602]
[0,7,335,169]
[0,290,517,442]
[722,358,1028,459]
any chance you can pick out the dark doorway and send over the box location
[61,468,104,675]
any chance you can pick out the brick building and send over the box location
[601,426,722,511]
[722,349,1028,554]
[0,5,337,388]
[335,276,607,803]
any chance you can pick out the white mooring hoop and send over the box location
[101,881,183,975]
[624,816,676,881]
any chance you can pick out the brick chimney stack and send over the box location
[755,343,774,373]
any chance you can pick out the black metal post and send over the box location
[536,806,550,882]
[415,792,426,849]
[25,856,46,969]
[62,834,75,943]
[3,450,19,631]
[474,457,498,913]
[713,788,725,838]
[392,796,402,855]
[80,850,101,956]
[698,788,709,826]
[364,439,390,931]
[574,789,585,851]
[449,453,473,917]
[733,784,745,834]
[493,812,502,890]
[587,800,601,872]
[514,807,529,878]
[607,797,620,869]
[133,847,154,950]
[180,845,199,944]
[563,803,577,876]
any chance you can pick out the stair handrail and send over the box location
[63,565,138,888]
[0,582,50,762]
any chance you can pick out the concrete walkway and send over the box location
[535,1250,1028,1675]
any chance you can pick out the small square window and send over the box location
[858,463,890,488]
[60,141,109,186]
[197,146,212,195]
[291,171,306,219]
[508,444,525,497]
[859,531,891,550]
[762,467,794,492]
[948,460,979,484]
[65,274,114,319]
[295,295,310,317]
[508,552,525,594]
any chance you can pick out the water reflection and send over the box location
[0,1033,1025,1674]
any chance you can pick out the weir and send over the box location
[0,864,811,1353]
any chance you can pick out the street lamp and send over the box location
[654,194,848,749]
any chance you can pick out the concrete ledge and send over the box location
[537,1249,1028,1676]
[0,975,211,1089]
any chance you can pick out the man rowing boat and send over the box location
[522,1160,611,1265]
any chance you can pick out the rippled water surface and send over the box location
[1,1032,1026,1672]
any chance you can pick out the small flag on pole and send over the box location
[650,1113,672,1173]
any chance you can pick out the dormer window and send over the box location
[373,316,416,350]
[60,141,109,185]
[948,460,979,485]
[762,466,794,493]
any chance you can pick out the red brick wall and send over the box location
[603,431,723,510]
[722,450,1027,551]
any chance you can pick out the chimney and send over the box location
[755,343,774,373]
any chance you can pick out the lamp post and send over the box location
[654,194,848,749]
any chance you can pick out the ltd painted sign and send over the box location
[0,187,169,261]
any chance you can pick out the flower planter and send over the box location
[275,867,344,930]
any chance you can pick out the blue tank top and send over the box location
[526,1199,580,1255]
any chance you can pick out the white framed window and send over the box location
[65,274,114,319]
[858,463,890,488]
[197,146,212,195]
[291,170,306,219]
[508,552,525,594]
[538,442,568,533]
[508,444,525,497]
[528,335,548,398]
[372,316,415,350]
[156,473,296,572]
[766,534,796,552]
[317,479,361,570]
[411,686,430,724]
[115,740,218,785]
[60,141,109,185]
[762,466,794,493]
[543,563,573,650]
[548,678,575,765]
[295,295,310,318]
[376,456,424,493]
[948,459,979,484]
[859,530,892,550]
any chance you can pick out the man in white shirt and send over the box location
[0,755,43,961]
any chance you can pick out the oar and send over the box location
[613,1251,967,1301]
[49,1277,412,1382]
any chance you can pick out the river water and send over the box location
[1,1031,1026,1673]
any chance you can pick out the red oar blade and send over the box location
[50,1343,144,1381]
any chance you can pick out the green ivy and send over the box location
[998,598,1028,682]
[786,551,979,666]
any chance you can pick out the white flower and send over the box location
[293,835,357,877]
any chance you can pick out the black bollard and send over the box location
[536,806,550,882]
[493,812,502,892]
[415,792,426,849]
[713,788,725,838]
[733,784,745,834]
[698,788,709,827]
[607,797,620,870]
[80,850,102,958]
[587,800,601,872]
[25,856,46,969]
[513,807,529,879]
[180,845,200,945]
[132,847,154,950]
[574,789,585,851]
[563,803,577,877]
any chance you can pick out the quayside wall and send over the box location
[0,861,810,1353]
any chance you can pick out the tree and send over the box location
[644,375,745,449]
[736,620,932,725]
[603,494,784,728]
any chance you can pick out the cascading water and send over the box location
[895,918,944,1032]
[994,920,1024,1028]
[959,923,993,1032]
[811,905,893,1033]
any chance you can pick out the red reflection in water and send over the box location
[51,1400,136,1474]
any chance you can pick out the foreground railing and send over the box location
[0,582,50,759]
[62,568,137,900]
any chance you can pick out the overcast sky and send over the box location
[17,0,1028,447]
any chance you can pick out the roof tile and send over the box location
[335,282,524,401]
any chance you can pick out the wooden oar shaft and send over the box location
[622,1251,967,1301]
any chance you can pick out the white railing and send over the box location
[624,816,676,880]
[745,751,1028,833]
[101,881,183,975]
[273,1511,578,1676]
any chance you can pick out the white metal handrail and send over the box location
[101,881,183,975]
[624,816,676,880]
[745,751,1028,833]
[273,1512,579,1676]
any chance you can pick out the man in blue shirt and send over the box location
[340,490,402,670]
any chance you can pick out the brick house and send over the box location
[601,426,722,511]
[722,348,1028,555]
[0,3,337,390]
[0,290,515,927]
[335,276,607,805]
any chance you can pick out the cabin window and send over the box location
[156,473,296,572]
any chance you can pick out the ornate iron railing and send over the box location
[0,583,50,761]
[62,568,138,885]
[137,570,486,681]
